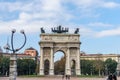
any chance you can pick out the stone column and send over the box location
[76,47,81,75]
[39,47,44,75]
[9,54,17,80]
[65,47,71,75]
[49,47,54,75]
[116,55,120,76]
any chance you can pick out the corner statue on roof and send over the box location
[74,28,79,34]
[40,27,45,33]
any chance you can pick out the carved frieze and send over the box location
[41,34,79,42]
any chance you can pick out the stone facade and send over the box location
[80,52,119,62]
[39,33,81,75]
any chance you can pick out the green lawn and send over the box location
[18,74,103,78]
[77,75,103,78]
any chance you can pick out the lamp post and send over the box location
[90,65,93,76]
[4,29,26,80]
[116,55,120,76]
[105,64,108,76]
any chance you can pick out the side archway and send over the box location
[44,59,50,75]
[71,60,76,75]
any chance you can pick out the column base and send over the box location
[76,69,81,75]
[65,69,71,75]
[49,69,54,75]
[9,77,16,80]
[39,69,44,75]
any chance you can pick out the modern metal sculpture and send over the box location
[51,25,69,33]
[4,29,26,80]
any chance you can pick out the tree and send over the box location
[93,60,104,76]
[54,56,65,75]
[0,56,36,76]
[81,60,93,75]
[105,58,117,74]
[0,56,10,76]
[17,59,36,75]
[17,59,23,75]
[81,59,104,76]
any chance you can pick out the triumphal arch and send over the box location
[39,26,81,75]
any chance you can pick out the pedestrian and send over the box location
[68,75,70,80]
[112,74,117,80]
[107,74,112,80]
[62,74,64,80]
[66,75,68,80]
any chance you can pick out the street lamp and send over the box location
[90,65,93,76]
[105,64,108,76]
[4,29,26,80]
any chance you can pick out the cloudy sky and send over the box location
[0,0,120,55]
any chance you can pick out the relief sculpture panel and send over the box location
[43,48,50,57]
[70,48,77,57]
[41,34,79,42]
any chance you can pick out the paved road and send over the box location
[0,76,120,80]
[0,77,109,80]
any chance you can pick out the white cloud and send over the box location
[96,27,120,37]
[0,20,53,34]
[0,1,42,13]
[0,0,120,37]
[19,12,31,21]
[41,0,62,12]
[75,24,120,38]
[0,0,119,21]
[70,0,120,9]
[71,0,99,8]
[61,0,120,19]
[88,22,113,27]
[77,26,120,38]
[80,28,95,37]
[0,0,74,35]
[102,2,120,8]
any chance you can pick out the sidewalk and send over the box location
[0,77,109,80]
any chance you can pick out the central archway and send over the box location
[54,51,65,75]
